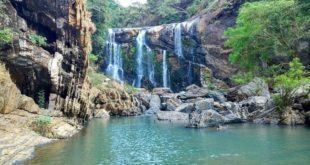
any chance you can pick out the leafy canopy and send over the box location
[225,0,310,71]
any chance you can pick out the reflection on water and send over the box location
[27,117,310,165]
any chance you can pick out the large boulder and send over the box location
[157,111,189,121]
[227,78,270,101]
[146,95,161,114]
[189,109,226,128]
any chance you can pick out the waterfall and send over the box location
[106,29,124,82]
[162,50,169,88]
[147,47,156,86]
[133,30,146,88]
[174,23,183,58]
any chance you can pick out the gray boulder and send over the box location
[189,109,225,128]
[194,98,214,111]
[208,90,226,103]
[178,85,208,100]
[175,103,195,113]
[145,95,161,114]
[227,78,270,101]
[152,88,172,95]
[166,98,183,111]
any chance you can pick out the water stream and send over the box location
[133,30,146,88]
[106,29,124,82]
[27,117,310,165]
[174,23,183,58]
[162,50,169,88]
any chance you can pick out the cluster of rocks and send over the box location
[136,78,309,127]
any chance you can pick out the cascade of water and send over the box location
[162,50,169,88]
[106,29,124,82]
[146,47,156,86]
[133,30,146,88]
[174,23,183,58]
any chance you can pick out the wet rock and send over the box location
[281,108,305,125]
[228,78,270,101]
[194,98,214,111]
[157,111,189,121]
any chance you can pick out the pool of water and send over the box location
[27,116,310,165]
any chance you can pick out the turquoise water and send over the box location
[27,117,310,165]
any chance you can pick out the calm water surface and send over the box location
[27,116,310,165]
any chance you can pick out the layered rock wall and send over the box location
[0,0,95,120]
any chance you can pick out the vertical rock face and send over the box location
[0,0,95,120]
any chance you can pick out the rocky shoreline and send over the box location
[133,78,310,127]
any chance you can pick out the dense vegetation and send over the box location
[225,0,310,72]
[225,0,310,110]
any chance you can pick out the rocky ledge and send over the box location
[136,78,309,127]
[0,64,83,164]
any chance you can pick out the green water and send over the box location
[27,116,310,165]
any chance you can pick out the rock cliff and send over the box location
[107,0,243,87]
[0,0,95,120]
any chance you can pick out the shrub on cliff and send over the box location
[29,33,47,46]
[272,58,310,110]
[0,28,13,45]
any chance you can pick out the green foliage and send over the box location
[0,28,13,45]
[29,34,47,46]
[232,72,253,85]
[208,83,216,90]
[37,90,45,108]
[89,53,99,62]
[273,58,310,109]
[225,0,310,71]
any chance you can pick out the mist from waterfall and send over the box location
[133,30,146,88]
[162,50,169,88]
[147,47,156,86]
[106,29,124,82]
[174,23,183,58]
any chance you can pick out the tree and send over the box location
[225,0,310,72]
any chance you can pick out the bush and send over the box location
[0,28,13,45]
[29,34,47,46]
[34,114,52,136]
[89,71,107,87]
[232,72,253,85]
[273,58,310,110]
